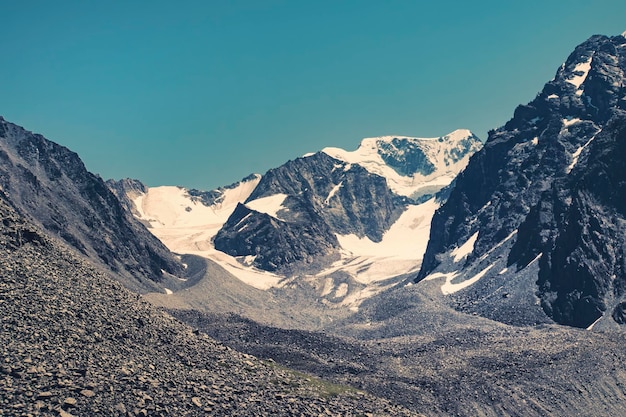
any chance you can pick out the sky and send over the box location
[1,1,626,190]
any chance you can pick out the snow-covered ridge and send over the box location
[118,128,481,303]
[322,129,482,199]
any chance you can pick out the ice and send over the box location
[586,315,603,330]
[566,57,592,89]
[323,129,480,199]
[245,194,288,218]
[439,264,494,295]
[332,198,440,284]
[325,182,343,204]
[566,133,599,173]
[562,118,581,128]
[451,232,479,263]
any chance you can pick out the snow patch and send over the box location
[325,182,343,204]
[562,118,581,128]
[586,315,602,330]
[566,57,592,89]
[531,137,539,146]
[245,194,289,218]
[477,230,518,263]
[526,253,542,268]
[164,288,173,295]
[547,94,559,99]
[243,255,257,266]
[451,232,479,263]
[567,133,599,174]
[320,277,334,297]
[439,264,494,295]
[322,129,480,199]
[334,283,349,298]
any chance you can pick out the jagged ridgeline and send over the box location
[0,117,183,292]
[417,34,626,329]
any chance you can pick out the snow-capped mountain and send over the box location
[0,117,184,292]
[323,129,482,200]
[416,33,626,329]
[111,130,481,305]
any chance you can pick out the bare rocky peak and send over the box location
[0,117,183,292]
[418,34,626,328]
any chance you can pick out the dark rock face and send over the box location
[375,134,481,177]
[0,117,183,291]
[214,152,409,272]
[106,178,148,215]
[377,138,437,176]
[214,203,339,272]
[510,114,626,327]
[417,34,626,328]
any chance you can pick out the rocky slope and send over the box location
[110,130,481,301]
[215,151,410,272]
[171,286,626,417]
[0,118,183,292]
[0,189,419,416]
[417,34,626,328]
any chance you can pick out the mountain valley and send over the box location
[3,32,626,417]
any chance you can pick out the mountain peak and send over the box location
[323,130,482,199]
[417,33,626,329]
[357,128,477,147]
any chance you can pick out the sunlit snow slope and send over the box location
[323,129,482,199]
[119,130,481,305]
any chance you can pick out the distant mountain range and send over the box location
[110,130,482,306]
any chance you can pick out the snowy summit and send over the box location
[323,129,482,199]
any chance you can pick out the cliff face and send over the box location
[417,34,626,328]
[0,117,183,291]
[214,152,407,272]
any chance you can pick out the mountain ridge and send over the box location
[109,129,481,307]
[416,33,626,328]
[0,116,183,292]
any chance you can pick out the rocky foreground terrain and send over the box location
[0,191,419,416]
[171,280,626,417]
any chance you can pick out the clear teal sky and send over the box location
[1,1,625,189]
